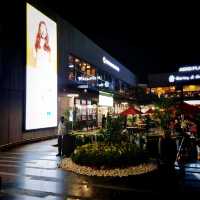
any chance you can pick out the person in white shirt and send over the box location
[57,116,66,156]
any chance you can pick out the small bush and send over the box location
[74,134,104,146]
[71,143,147,169]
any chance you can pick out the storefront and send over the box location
[97,91,114,127]
[0,1,136,146]
[148,65,200,101]
[62,52,136,130]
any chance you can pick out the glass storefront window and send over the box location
[183,85,200,92]
[67,55,97,87]
[96,70,114,90]
[74,98,97,130]
[67,55,75,81]
[67,54,133,98]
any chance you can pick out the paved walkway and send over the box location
[0,139,200,199]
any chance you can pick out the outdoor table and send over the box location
[126,127,139,142]
[137,123,146,129]
[138,123,146,127]
[127,127,138,134]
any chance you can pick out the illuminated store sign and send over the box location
[97,82,109,88]
[78,85,88,89]
[68,64,74,68]
[169,74,200,83]
[67,94,79,97]
[98,83,104,87]
[104,81,109,87]
[78,76,101,81]
[99,91,113,106]
[179,66,200,72]
[103,57,120,72]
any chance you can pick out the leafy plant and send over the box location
[105,116,124,144]
[153,97,176,131]
[160,111,172,130]
[63,109,70,121]
[71,143,147,168]
[155,97,180,111]
[127,115,136,126]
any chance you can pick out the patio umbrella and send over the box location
[170,102,200,119]
[171,102,200,112]
[120,107,142,116]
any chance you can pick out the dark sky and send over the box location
[35,1,200,83]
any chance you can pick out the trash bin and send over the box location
[62,134,75,157]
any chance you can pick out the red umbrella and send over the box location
[120,107,142,116]
[174,102,200,113]
[170,102,200,119]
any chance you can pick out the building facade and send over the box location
[0,1,136,146]
[148,66,200,104]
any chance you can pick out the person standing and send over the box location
[175,119,182,150]
[158,131,177,173]
[190,122,197,137]
[57,116,66,156]
[102,114,106,128]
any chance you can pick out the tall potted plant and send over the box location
[62,109,75,157]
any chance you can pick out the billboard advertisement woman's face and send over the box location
[26,3,57,130]
[35,21,50,53]
[40,22,47,38]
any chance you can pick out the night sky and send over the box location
[29,1,200,83]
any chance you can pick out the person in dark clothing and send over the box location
[158,131,180,192]
[102,114,106,128]
[159,131,177,172]
[175,119,182,150]
[178,132,198,166]
[56,116,66,156]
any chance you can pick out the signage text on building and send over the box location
[169,74,200,83]
[179,66,200,72]
[103,57,120,72]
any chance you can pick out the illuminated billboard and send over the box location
[26,3,57,130]
[99,91,113,107]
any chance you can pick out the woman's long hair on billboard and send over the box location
[35,21,51,52]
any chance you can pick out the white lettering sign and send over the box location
[169,74,200,83]
[78,76,101,81]
[103,57,120,72]
[78,85,88,89]
[179,66,200,72]
[105,81,109,87]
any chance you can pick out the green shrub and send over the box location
[104,116,125,144]
[71,143,147,169]
[74,133,105,146]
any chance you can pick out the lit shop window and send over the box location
[67,55,97,86]
[183,85,200,92]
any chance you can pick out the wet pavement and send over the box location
[0,139,200,199]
